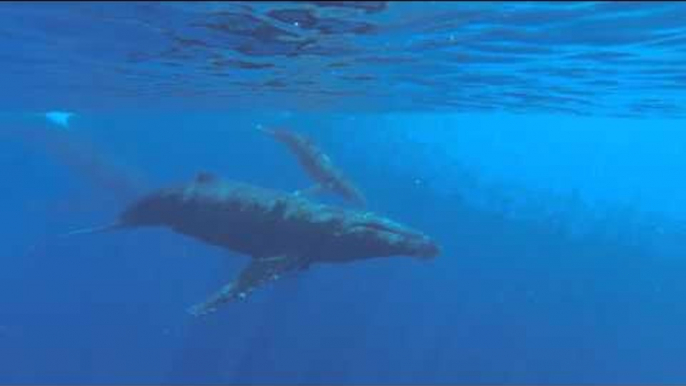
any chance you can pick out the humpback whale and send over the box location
[257,127,368,207]
[76,172,439,316]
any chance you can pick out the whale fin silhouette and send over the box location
[58,222,124,239]
[256,126,368,208]
[24,222,124,258]
[188,254,310,316]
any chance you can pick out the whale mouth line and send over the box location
[353,221,425,240]
[355,222,439,258]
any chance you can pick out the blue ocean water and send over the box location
[2,1,686,384]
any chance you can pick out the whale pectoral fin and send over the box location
[187,255,309,317]
[187,282,238,317]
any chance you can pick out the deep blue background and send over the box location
[3,111,686,384]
